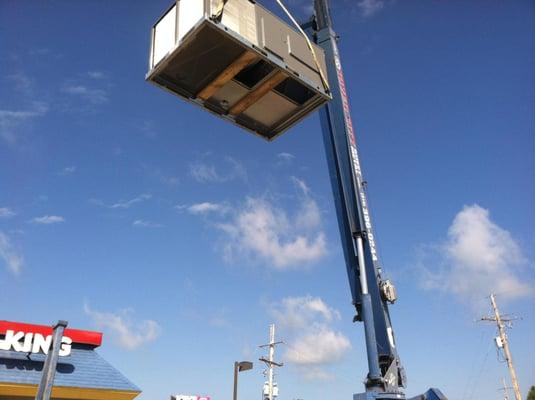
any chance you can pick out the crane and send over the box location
[311,1,445,399]
[146,0,447,398]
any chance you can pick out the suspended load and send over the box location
[146,0,331,140]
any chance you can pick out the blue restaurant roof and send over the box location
[0,344,139,392]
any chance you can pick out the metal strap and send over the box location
[275,0,330,93]
[211,0,228,20]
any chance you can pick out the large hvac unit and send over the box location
[146,0,331,140]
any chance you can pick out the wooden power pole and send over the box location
[481,294,522,400]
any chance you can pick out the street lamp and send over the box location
[233,361,253,400]
[36,320,68,400]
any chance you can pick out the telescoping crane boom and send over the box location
[145,0,447,398]
[311,1,446,399]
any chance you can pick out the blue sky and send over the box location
[1,1,534,399]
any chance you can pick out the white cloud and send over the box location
[291,176,310,196]
[296,197,321,230]
[420,204,532,308]
[190,163,219,182]
[292,177,322,229]
[0,207,16,218]
[218,197,326,268]
[139,120,158,138]
[183,178,326,269]
[111,194,152,209]
[298,366,335,381]
[59,166,76,175]
[277,152,295,163]
[91,194,152,209]
[161,176,179,186]
[357,0,385,17]
[217,178,326,269]
[0,231,23,274]
[142,164,179,186]
[132,219,162,228]
[0,102,48,144]
[7,72,32,92]
[187,202,229,215]
[189,156,246,183]
[0,108,47,121]
[29,48,50,56]
[84,304,160,350]
[31,215,65,224]
[208,309,231,328]
[62,84,108,104]
[269,296,350,379]
[87,71,106,79]
[285,327,351,365]
[269,295,340,331]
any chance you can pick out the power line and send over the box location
[499,377,514,400]
[461,329,490,400]
[466,338,492,400]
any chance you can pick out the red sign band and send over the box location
[0,321,102,347]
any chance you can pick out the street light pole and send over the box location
[233,362,239,400]
[233,361,253,400]
[35,320,68,400]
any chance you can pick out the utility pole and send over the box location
[259,324,283,400]
[35,320,68,400]
[480,294,522,400]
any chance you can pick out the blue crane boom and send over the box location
[145,0,447,398]
[311,1,446,399]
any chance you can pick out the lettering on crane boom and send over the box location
[332,43,378,262]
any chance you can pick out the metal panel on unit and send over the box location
[146,0,331,140]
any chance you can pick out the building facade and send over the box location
[0,320,140,400]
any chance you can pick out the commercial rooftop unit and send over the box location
[146,0,331,140]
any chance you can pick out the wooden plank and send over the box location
[197,51,259,101]
[229,70,287,116]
